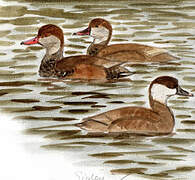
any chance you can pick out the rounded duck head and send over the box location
[74,18,112,43]
[37,24,64,48]
[149,76,193,106]
[150,76,179,93]
[21,24,64,50]
[89,18,112,33]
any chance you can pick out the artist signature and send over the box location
[75,171,105,180]
[75,171,133,180]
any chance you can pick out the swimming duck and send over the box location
[76,76,193,134]
[21,24,129,80]
[74,18,178,63]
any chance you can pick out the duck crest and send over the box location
[38,24,64,48]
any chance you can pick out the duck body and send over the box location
[76,76,193,134]
[39,53,128,80]
[78,101,174,134]
[21,24,129,80]
[74,18,178,63]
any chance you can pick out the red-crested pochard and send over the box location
[76,76,193,134]
[74,18,178,63]
[21,24,129,80]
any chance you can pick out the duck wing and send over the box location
[108,116,161,134]
[77,106,160,132]
[54,55,130,79]
[97,43,178,62]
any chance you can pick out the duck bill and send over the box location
[20,37,39,45]
[73,27,90,36]
[176,86,193,97]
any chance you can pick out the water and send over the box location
[0,0,195,179]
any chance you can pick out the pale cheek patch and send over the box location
[91,27,109,43]
[39,35,61,55]
[151,84,176,104]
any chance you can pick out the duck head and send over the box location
[21,24,64,56]
[74,18,112,44]
[149,76,193,105]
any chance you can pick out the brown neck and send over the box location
[39,47,64,77]
[149,94,175,133]
[87,41,107,56]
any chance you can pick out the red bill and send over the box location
[73,27,90,36]
[20,37,39,45]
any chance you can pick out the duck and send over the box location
[76,76,193,134]
[20,24,129,80]
[74,18,178,63]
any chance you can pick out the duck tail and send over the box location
[75,119,108,132]
[106,63,134,79]
[75,121,89,130]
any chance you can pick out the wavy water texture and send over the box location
[0,0,195,179]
